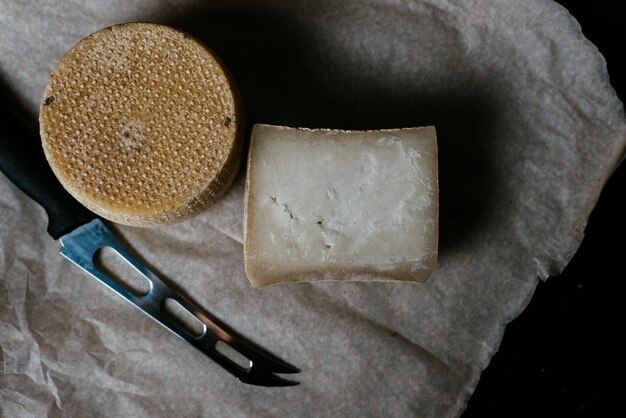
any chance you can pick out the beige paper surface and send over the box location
[1,1,625,416]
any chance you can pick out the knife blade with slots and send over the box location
[0,101,299,387]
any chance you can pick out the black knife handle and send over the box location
[0,101,95,239]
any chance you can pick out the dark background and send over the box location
[464,1,626,417]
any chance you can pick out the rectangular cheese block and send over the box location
[244,124,438,288]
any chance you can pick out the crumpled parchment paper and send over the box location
[1,1,625,417]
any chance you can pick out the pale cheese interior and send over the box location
[244,125,438,287]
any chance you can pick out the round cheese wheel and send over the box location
[39,22,243,226]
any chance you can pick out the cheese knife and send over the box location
[0,100,299,386]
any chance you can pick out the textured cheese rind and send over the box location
[39,22,243,226]
[244,124,438,287]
